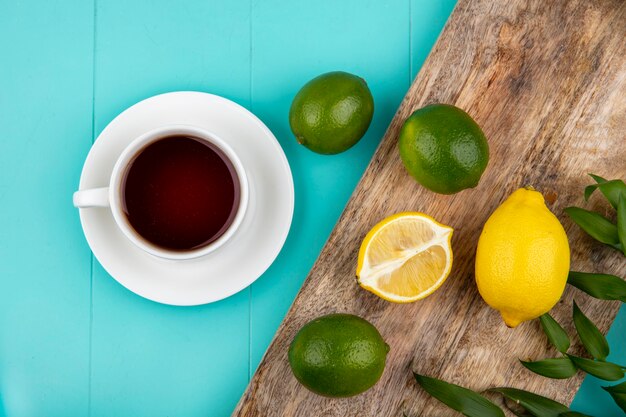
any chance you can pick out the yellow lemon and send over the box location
[475,187,570,328]
[356,212,453,303]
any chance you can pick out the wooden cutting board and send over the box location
[234,0,626,415]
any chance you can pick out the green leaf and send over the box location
[589,173,608,183]
[564,207,622,250]
[567,355,625,381]
[584,186,600,201]
[490,388,569,417]
[539,314,571,353]
[520,357,577,379]
[603,381,626,413]
[567,271,626,302]
[558,412,594,417]
[584,173,608,201]
[618,193,626,256]
[413,373,505,417]
[584,175,626,209]
[572,301,609,360]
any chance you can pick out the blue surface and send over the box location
[0,1,623,416]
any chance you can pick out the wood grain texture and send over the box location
[234,0,626,415]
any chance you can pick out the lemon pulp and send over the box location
[357,212,453,303]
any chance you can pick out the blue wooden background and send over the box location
[0,1,623,416]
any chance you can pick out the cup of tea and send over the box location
[73,125,249,260]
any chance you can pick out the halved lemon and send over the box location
[356,212,453,303]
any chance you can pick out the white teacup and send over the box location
[73,125,249,260]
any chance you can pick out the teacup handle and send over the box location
[73,187,110,208]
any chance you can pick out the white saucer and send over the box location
[77,92,294,305]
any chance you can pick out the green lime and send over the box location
[289,71,374,154]
[398,104,489,194]
[288,313,389,397]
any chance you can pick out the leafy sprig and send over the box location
[413,373,592,417]
[566,174,626,255]
[412,300,625,416]
[524,302,623,378]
